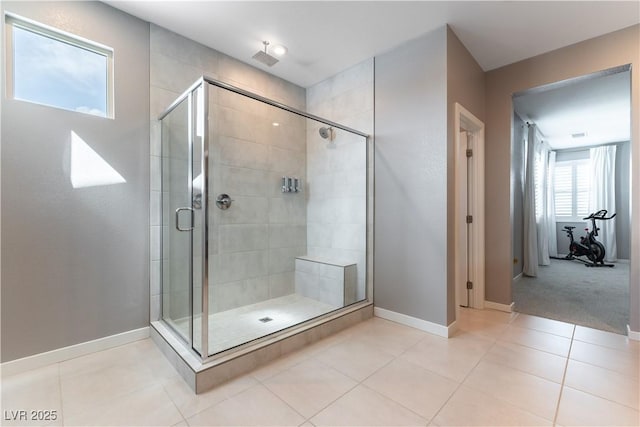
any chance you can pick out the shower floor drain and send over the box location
[258,317,273,323]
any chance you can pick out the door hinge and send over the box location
[466,215,473,224]
[466,281,473,290]
[466,148,473,158]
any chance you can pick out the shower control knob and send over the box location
[215,194,233,210]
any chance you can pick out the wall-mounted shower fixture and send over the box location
[319,126,334,141]
[215,194,233,210]
[252,41,279,67]
[281,176,301,193]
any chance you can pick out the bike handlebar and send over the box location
[583,209,617,220]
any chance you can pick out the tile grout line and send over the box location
[255,353,361,424]
[352,346,430,423]
[299,352,387,424]
[159,378,194,424]
[260,381,312,423]
[553,324,576,426]
[297,331,429,424]
[426,335,500,426]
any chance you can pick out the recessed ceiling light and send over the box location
[272,44,288,56]
[272,122,280,127]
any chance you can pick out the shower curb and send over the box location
[151,302,373,393]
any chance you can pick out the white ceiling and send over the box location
[104,1,640,88]
[513,69,631,150]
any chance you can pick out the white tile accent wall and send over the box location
[306,59,374,302]
[149,26,374,330]
[149,24,306,322]
[208,87,307,313]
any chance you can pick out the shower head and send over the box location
[319,126,333,140]
[253,41,279,67]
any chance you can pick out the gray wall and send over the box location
[511,113,526,278]
[485,25,639,331]
[1,1,150,362]
[446,27,486,323]
[374,28,449,326]
[374,26,484,328]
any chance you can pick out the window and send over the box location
[6,13,113,118]
[554,159,590,220]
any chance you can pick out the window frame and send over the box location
[554,158,591,222]
[5,12,114,118]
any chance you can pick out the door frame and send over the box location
[454,102,485,312]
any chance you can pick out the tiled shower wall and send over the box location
[149,24,306,321]
[208,87,307,313]
[306,60,375,301]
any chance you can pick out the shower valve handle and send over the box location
[215,194,233,210]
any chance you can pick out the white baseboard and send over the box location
[513,272,523,281]
[627,325,640,341]
[374,307,456,338]
[484,301,515,313]
[1,327,150,376]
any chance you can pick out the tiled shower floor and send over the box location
[176,294,337,355]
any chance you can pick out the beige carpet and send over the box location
[513,259,630,335]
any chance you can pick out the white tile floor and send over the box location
[175,294,336,354]
[2,308,639,426]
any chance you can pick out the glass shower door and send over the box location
[161,96,193,344]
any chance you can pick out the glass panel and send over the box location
[206,83,368,356]
[161,97,191,343]
[12,24,109,117]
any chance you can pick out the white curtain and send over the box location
[523,124,539,276]
[535,134,551,266]
[589,145,617,262]
[546,151,558,258]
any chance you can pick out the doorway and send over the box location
[454,103,485,315]
[511,66,632,334]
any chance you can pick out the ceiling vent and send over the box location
[571,132,587,138]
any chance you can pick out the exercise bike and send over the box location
[561,209,616,267]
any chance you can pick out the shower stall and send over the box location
[155,77,371,371]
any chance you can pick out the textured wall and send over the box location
[446,27,486,324]
[1,1,150,362]
[374,28,449,325]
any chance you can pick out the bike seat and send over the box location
[563,226,576,230]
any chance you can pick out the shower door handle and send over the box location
[175,207,194,232]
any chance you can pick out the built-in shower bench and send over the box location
[294,256,357,307]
